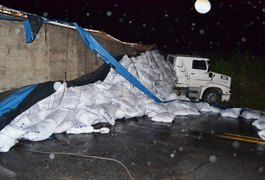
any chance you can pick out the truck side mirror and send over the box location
[209,72,213,78]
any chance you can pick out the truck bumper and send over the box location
[221,94,231,102]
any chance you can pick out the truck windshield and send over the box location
[192,60,207,70]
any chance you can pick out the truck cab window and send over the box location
[192,60,207,70]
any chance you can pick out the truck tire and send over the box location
[202,89,221,105]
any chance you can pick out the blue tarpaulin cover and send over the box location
[73,23,162,103]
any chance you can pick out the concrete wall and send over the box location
[0,17,151,92]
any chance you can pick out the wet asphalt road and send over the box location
[1,114,265,180]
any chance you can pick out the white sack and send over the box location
[151,112,176,123]
[241,110,261,120]
[0,133,18,153]
[258,130,265,141]
[221,108,241,118]
[252,116,265,130]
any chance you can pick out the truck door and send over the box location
[189,60,210,87]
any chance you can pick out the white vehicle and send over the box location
[167,54,231,105]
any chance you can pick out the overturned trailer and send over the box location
[0,5,153,92]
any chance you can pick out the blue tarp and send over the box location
[0,84,37,117]
[73,23,162,103]
[0,14,23,21]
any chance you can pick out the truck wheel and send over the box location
[202,89,221,105]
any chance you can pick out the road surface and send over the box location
[1,114,265,180]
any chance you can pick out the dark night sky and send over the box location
[1,0,265,57]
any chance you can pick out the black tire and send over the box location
[202,89,221,105]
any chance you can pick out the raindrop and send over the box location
[106,11,112,17]
[131,162,135,166]
[15,27,20,35]
[43,12,48,17]
[118,18,124,23]
[233,153,237,157]
[86,12,90,16]
[36,34,40,39]
[241,37,247,42]
[199,29,205,35]
[259,167,264,173]
[232,141,240,148]
[142,24,146,27]
[165,14,169,18]
[192,22,196,26]
[151,27,156,31]
[209,155,217,163]
[147,161,151,166]
[114,4,118,7]
[129,20,133,24]
[179,147,184,152]
[216,22,221,26]
[170,153,175,158]
[49,154,55,160]
[263,8,265,13]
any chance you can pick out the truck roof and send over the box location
[167,54,209,61]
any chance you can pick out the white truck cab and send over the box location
[167,54,231,104]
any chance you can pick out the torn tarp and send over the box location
[24,14,43,43]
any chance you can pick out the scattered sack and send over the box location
[241,110,261,120]
[221,108,241,118]
[196,102,221,113]
[258,130,265,141]
[151,112,176,123]
[252,116,265,130]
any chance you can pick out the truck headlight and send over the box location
[221,76,228,80]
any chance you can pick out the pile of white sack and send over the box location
[0,50,264,152]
